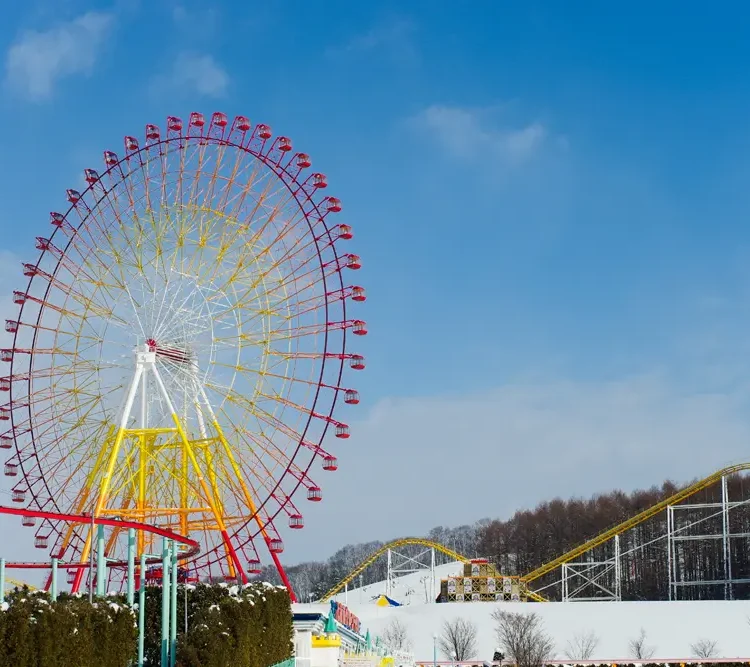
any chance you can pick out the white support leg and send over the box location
[722,476,732,600]
[667,506,674,601]
[140,368,148,430]
[119,365,144,431]
[386,549,392,597]
[430,547,435,602]
[614,534,621,601]
[151,363,178,415]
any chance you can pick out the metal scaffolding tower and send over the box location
[561,534,621,602]
[667,475,750,600]
[385,546,436,603]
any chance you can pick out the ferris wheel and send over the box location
[0,111,366,597]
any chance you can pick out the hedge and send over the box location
[0,581,292,667]
[142,580,293,667]
[0,588,137,667]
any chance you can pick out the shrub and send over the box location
[0,580,292,667]
[166,581,293,667]
[0,588,137,667]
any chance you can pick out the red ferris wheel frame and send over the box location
[0,504,199,571]
[1,111,368,600]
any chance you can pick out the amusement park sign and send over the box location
[330,601,361,634]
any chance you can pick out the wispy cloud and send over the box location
[415,105,548,164]
[296,373,750,559]
[341,18,414,52]
[153,52,230,98]
[4,11,113,101]
[327,17,418,67]
[170,4,219,39]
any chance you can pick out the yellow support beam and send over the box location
[522,462,750,585]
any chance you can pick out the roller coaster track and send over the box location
[319,538,468,602]
[319,465,748,604]
[4,577,36,591]
[521,462,750,586]
[318,537,547,603]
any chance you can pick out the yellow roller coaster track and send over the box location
[4,577,35,591]
[318,537,546,603]
[522,462,750,586]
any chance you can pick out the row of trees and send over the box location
[0,581,293,667]
[386,613,721,665]
[0,590,137,667]
[268,473,750,601]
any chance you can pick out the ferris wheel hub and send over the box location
[135,345,156,365]
[144,339,195,365]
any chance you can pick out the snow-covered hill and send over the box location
[331,561,462,607]
[316,565,750,660]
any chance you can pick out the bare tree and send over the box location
[492,610,555,667]
[628,628,656,660]
[564,631,599,660]
[438,617,479,661]
[382,618,412,652]
[690,639,719,659]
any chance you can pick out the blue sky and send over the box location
[3,1,750,565]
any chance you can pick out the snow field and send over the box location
[352,599,750,661]
[319,562,750,660]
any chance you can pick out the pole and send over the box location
[96,523,106,597]
[89,510,95,603]
[386,549,392,597]
[614,534,621,601]
[170,544,178,667]
[722,475,733,600]
[0,558,5,605]
[184,582,188,634]
[138,553,146,667]
[667,506,673,601]
[161,539,171,667]
[127,528,136,606]
[430,547,435,601]
[433,634,437,667]
[51,557,58,602]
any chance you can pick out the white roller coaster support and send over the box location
[722,475,732,600]
[667,476,750,599]
[385,546,436,603]
[561,536,621,602]
[614,534,621,601]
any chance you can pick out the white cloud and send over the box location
[171,4,219,38]
[339,18,414,53]
[288,373,750,561]
[4,11,113,101]
[326,17,418,67]
[416,105,548,164]
[155,52,229,98]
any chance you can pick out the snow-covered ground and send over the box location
[330,562,461,607]
[313,563,750,660]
